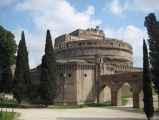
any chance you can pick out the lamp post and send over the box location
[5,97,9,120]
[63,73,66,101]
[12,98,15,112]
[1,93,5,120]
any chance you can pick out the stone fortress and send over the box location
[31,27,143,108]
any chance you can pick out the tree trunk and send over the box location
[158,94,159,110]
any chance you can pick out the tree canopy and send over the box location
[0,25,17,92]
[0,25,17,65]
[12,31,30,105]
[39,30,57,107]
[144,13,159,95]
[143,39,154,120]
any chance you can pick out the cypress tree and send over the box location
[12,31,30,105]
[39,30,57,107]
[144,13,159,109]
[143,39,154,120]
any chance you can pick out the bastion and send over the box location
[30,27,143,107]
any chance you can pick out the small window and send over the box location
[87,42,92,45]
[69,74,71,77]
[60,74,63,77]
[84,74,87,77]
[66,44,71,47]
[100,58,102,63]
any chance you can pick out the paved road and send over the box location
[1,95,156,120]
[12,106,158,120]
[11,97,158,120]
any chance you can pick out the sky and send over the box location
[0,0,159,69]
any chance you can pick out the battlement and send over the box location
[56,62,95,70]
[115,66,143,73]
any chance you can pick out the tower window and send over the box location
[100,58,102,63]
[69,74,71,77]
[84,74,87,77]
[60,74,63,77]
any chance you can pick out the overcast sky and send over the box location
[0,0,159,69]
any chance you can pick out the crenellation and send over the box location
[56,63,95,71]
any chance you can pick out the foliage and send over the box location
[39,30,57,107]
[0,26,17,65]
[2,66,13,93]
[0,25,17,92]
[143,39,154,120]
[144,13,159,95]
[12,31,30,105]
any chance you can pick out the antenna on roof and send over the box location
[89,14,93,36]
[91,14,92,31]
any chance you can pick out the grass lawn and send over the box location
[122,94,133,98]
[1,111,16,120]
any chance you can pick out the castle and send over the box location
[31,27,143,108]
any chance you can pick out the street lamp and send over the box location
[1,93,5,120]
[12,98,15,112]
[5,97,9,120]
[63,73,66,102]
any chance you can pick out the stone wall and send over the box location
[54,62,96,105]
[76,69,96,104]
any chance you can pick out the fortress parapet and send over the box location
[56,62,95,70]
[115,67,143,73]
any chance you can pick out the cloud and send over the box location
[104,0,129,17]
[105,0,159,16]
[0,0,14,7]
[104,25,148,67]
[131,0,159,12]
[13,0,102,69]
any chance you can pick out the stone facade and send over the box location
[30,27,143,108]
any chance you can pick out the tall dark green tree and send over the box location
[0,25,17,92]
[39,30,57,107]
[143,39,154,120]
[2,66,12,92]
[144,13,159,108]
[12,31,30,105]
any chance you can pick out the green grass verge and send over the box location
[153,92,157,96]
[48,98,128,109]
[122,94,133,98]
[48,104,89,109]
[0,99,19,108]
[122,98,128,105]
[1,111,16,120]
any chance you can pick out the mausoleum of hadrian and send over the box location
[31,27,143,108]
